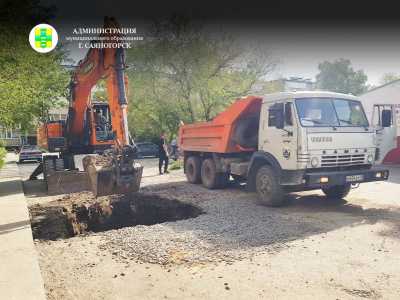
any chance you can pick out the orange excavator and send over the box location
[30,17,143,197]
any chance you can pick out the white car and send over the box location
[18,145,43,163]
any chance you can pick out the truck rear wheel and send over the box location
[185,156,201,184]
[255,165,284,206]
[201,158,228,189]
[322,184,351,200]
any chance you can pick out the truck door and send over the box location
[372,104,399,164]
[260,101,297,170]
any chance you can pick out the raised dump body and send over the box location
[179,96,262,153]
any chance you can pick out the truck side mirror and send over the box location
[381,109,392,127]
[269,103,284,129]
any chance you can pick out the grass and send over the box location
[0,147,6,169]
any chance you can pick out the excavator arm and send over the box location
[30,17,142,197]
[70,17,142,197]
[67,17,130,151]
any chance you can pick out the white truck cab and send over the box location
[261,91,375,171]
[247,91,389,205]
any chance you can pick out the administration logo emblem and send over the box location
[29,24,58,53]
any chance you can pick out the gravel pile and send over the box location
[99,183,321,266]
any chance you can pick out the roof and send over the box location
[48,106,68,115]
[361,78,400,95]
[262,91,360,103]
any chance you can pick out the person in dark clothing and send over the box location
[95,110,108,131]
[158,133,169,175]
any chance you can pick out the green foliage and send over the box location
[127,16,276,141]
[91,79,108,102]
[379,73,400,85]
[261,80,286,93]
[0,147,6,169]
[0,0,69,131]
[316,58,368,95]
[0,0,56,25]
[168,159,183,170]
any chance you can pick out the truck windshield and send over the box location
[295,98,369,127]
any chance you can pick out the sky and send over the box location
[42,0,400,86]
[254,25,400,85]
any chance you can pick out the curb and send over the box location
[0,153,47,300]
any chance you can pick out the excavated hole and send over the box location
[29,193,203,240]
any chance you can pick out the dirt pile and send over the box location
[92,155,113,167]
[84,154,113,167]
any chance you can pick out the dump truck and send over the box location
[178,91,390,206]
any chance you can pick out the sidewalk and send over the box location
[0,153,46,300]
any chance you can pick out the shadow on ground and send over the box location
[0,179,24,197]
[0,220,30,236]
[139,180,400,251]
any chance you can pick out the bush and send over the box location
[0,147,6,169]
[169,159,183,171]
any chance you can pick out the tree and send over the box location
[0,141,6,169]
[126,15,276,141]
[316,58,368,95]
[91,79,108,102]
[0,0,69,131]
[380,73,400,85]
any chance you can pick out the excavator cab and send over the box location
[83,99,143,197]
[93,105,112,140]
[89,102,115,147]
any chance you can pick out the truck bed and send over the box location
[178,96,262,153]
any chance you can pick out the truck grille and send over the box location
[321,154,365,167]
[297,153,310,163]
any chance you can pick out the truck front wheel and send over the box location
[322,184,351,200]
[185,156,201,184]
[255,165,284,206]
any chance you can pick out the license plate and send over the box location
[346,174,364,182]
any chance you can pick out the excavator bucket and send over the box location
[83,154,143,197]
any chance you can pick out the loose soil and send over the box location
[29,192,202,240]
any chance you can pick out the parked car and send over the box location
[135,142,159,158]
[18,145,42,163]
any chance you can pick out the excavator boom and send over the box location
[31,17,142,197]
[78,17,142,197]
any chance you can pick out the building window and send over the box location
[6,129,12,139]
